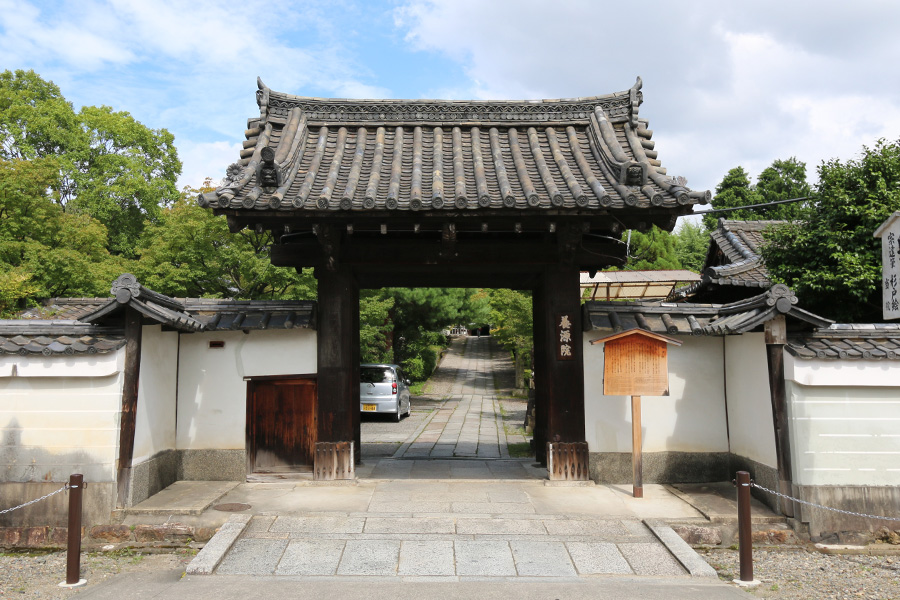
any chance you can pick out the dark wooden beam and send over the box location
[315,264,359,475]
[534,265,586,470]
[271,237,624,270]
[116,306,142,508]
[765,315,794,517]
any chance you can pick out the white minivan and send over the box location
[359,364,411,422]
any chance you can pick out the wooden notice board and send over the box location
[603,334,670,396]
[590,328,682,498]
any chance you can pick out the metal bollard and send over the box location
[61,474,86,588]
[736,470,755,584]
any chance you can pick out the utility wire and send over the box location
[697,196,810,215]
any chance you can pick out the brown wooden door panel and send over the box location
[247,378,317,473]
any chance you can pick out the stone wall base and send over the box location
[796,485,900,541]
[127,449,246,506]
[0,523,217,550]
[589,451,731,484]
[0,482,116,528]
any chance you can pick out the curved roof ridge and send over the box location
[258,76,638,107]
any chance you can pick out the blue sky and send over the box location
[3,0,900,209]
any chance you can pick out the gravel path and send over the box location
[0,549,193,599]
[702,548,900,599]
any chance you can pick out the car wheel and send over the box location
[394,405,402,422]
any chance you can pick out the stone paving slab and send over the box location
[337,540,401,576]
[398,540,455,576]
[454,541,517,577]
[216,538,288,575]
[510,541,577,577]
[566,541,633,575]
[455,518,546,536]
[269,516,365,534]
[275,539,345,575]
[364,517,456,534]
[618,542,687,576]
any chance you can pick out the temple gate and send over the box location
[200,76,707,479]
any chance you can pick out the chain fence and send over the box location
[750,481,900,522]
[0,484,69,516]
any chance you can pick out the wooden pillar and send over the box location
[535,265,586,470]
[116,307,142,508]
[765,315,794,517]
[532,286,548,464]
[315,264,359,471]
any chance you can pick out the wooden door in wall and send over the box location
[246,377,317,474]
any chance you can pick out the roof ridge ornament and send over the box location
[629,76,642,129]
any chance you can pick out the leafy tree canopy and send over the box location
[0,158,128,315]
[136,181,316,300]
[703,159,810,229]
[0,69,181,257]
[622,226,682,270]
[673,220,709,273]
[762,139,900,322]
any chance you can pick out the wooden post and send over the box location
[631,395,643,498]
[536,265,587,476]
[736,470,756,584]
[116,307,141,508]
[64,474,85,587]
[315,263,359,477]
[765,315,794,517]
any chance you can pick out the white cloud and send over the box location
[394,0,900,193]
[176,140,243,190]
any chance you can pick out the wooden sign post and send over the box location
[874,211,900,320]
[590,329,682,498]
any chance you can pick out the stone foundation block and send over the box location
[90,525,133,543]
[672,524,723,546]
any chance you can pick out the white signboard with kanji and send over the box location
[875,212,900,320]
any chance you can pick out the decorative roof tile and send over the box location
[199,77,709,219]
[586,284,833,336]
[0,322,125,356]
[670,219,784,301]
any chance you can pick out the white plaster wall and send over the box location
[176,328,316,450]
[132,326,178,464]
[725,333,777,467]
[0,351,121,378]
[787,380,900,487]
[785,354,898,386]
[583,333,729,453]
[0,349,126,483]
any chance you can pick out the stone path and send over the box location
[391,336,509,460]
[193,478,714,580]
[188,335,717,580]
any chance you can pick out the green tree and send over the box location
[386,287,485,379]
[762,139,900,322]
[359,291,394,364]
[486,289,533,388]
[623,226,681,270]
[0,158,127,314]
[703,166,763,230]
[136,181,316,300]
[673,220,709,272]
[755,157,811,220]
[0,69,181,257]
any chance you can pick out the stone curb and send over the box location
[185,514,252,575]
[644,518,717,578]
[815,543,900,556]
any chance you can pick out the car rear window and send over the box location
[361,367,393,383]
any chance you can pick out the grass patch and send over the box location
[507,442,533,458]
[409,381,427,395]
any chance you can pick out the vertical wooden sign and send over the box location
[557,313,575,360]
[590,328,682,498]
[875,211,900,320]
